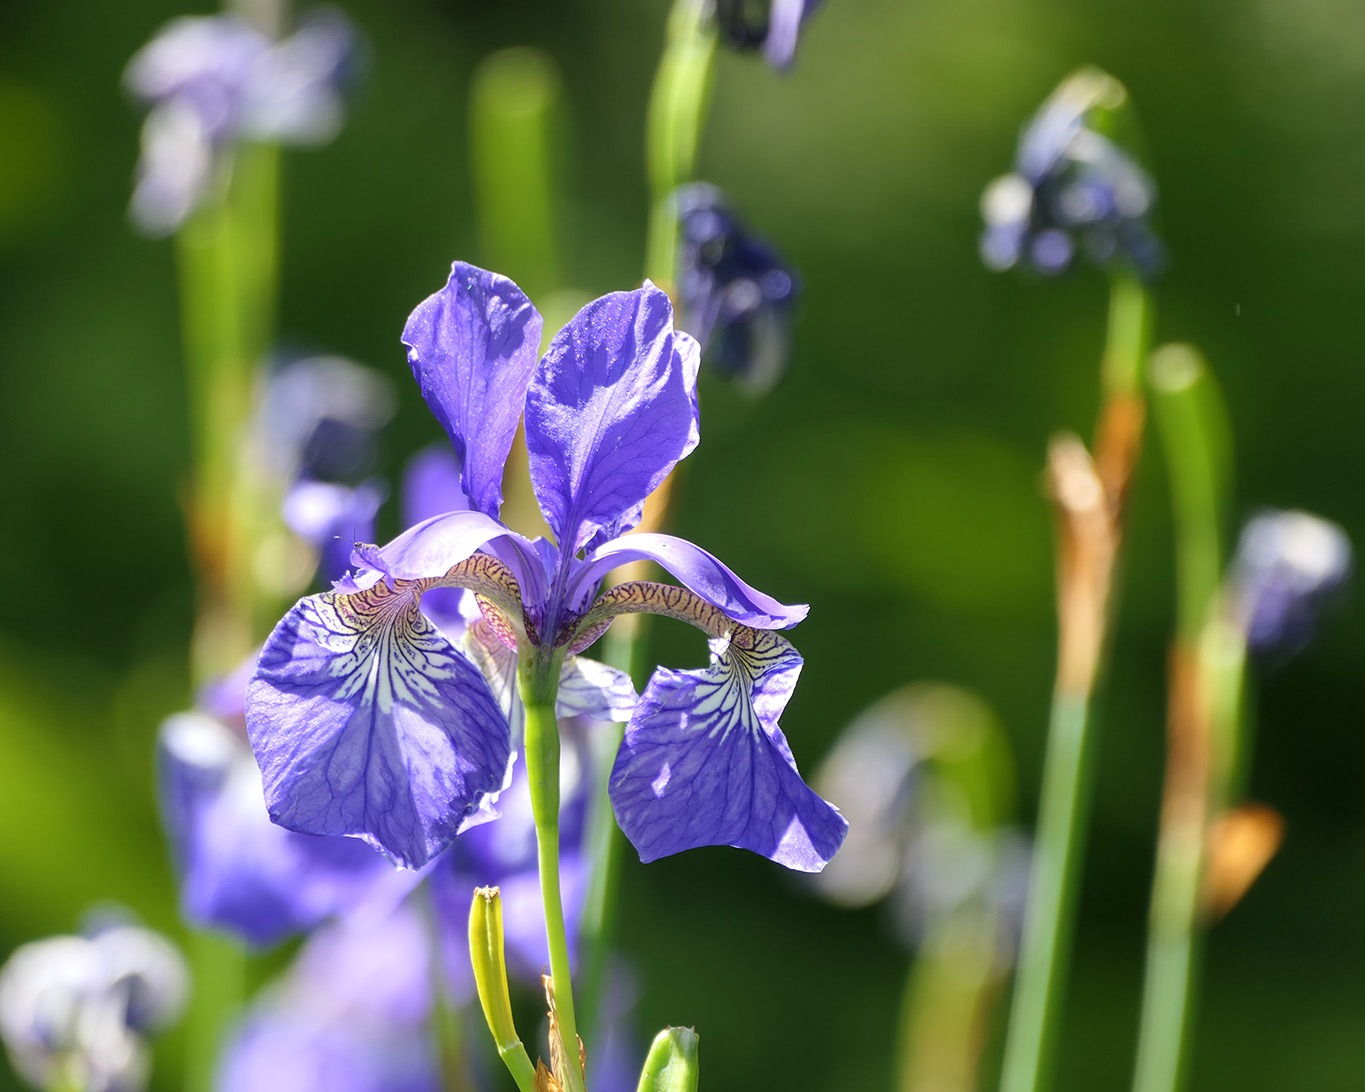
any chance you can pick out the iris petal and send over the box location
[247,581,511,868]
[525,284,697,553]
[402,262,543,519]
[608,629,846,871]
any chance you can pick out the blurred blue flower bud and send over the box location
[713,0,823,70]
[126,10,360,234]
[1228,509,1352,659]
[676,184,799,395]
[0,920,186,1092]
[980,68,1164,280]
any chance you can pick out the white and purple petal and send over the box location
[246,582,511,869]
[525,284,697,553]
[402,262,542,519]
[608,629,846,871]
[578,533,808,630]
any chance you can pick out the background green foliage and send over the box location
[0,0,1361,1088]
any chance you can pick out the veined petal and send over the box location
[525,284,697,553]
[579,533,808,629]
[609,629,846,871]
[247,582,511,868]
[402,262,543,518]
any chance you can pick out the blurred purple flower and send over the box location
[125,9,358,234]
[1228,509,1352,659]
[217,903,439,1092]
[158,706,412,949]
[676,184,798,395]
[0,917,186,1092]
[713,0,824,70]
[247,261,844,873]
[980,68,1164,279]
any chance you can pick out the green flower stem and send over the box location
[470,48,563,302]
[518,646,586,1092]
[1101,271,1152,401]
[644,0,717,291]
[1131,345,1232,1092]
[183,929,246,1092]
[999,275,1153,1092]
[998,691,1098,1092]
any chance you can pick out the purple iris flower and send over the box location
[125,9,357,234]
[713,0,824,70]
[676,184,799,395]
[980,68,1164,280]
[247,262,846,873]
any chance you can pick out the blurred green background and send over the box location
[1,0,1362,1088]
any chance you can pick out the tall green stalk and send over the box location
[518,647,587,1092]
[581,0,718,1038]
[644,0,717,291]
[997,274,1153,1092]
[1130,344,1233,1092]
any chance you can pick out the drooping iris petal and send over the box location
[339,509,518,589]
[579,533,808,629]
[402,262,542,519]
[159,713,402,947]
[525,284,697,553]
[609,629,846,870]
[246,581,511,868]
[764,0,822,69]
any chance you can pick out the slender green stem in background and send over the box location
[183,930,245,1092]
[470,48,563,301]
[998,692,1099,1092]
[644,0,718,290]
[518,648,586,1092]
[998,275,1154,1092]
[1131,345,1233,1092]
[1102,271,1152,401]
[581,2,717,1029]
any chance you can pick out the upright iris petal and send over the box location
[402,263,543,519]
[525,284,697,554]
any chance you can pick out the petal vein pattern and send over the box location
[609,628,847,871]
[247,580,511,869]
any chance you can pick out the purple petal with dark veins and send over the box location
[246,582,511,869]
[525,285,696,553]
[402,262,542,518]
[579,532,807,629]
[609,630,846,870]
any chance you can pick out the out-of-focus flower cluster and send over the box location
[125,10,358,234]
[980,67,1164,279]
[0,916,186,1092]
[676,184,799,395]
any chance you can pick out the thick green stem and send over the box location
[644,0,717,291]
[1102,271,1152,402]
[1131,346,1233,1092]
[517,648,586,1092]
